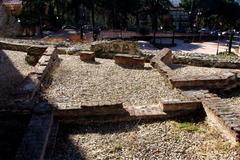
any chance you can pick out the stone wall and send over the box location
[17,47,59,100]
[91,40,142,59]
[173,52,240,69]
[0,4,20,37]
[0,40,48,65]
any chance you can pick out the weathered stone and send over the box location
[173,52,240,69]
[160,99,202,112]
[80,51,95,62]
[91,40,141,59]
[114,54,144,67]
[25,55,38,65]
[27,47,47,56]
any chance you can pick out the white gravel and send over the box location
[45,55,185,108]
[53,121,240,160]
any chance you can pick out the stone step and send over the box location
[79,51,95,62]
[15,112,53,160]
[44,120,59,159]
[160,99,202,112]
[114,54,145,68]
[53,100,203,124]
[125,104,165,117]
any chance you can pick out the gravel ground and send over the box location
[221,88,240,105]
[53,121,240,160]
[171,65,234,79]
[45,55,185,108]
[0,50,33,103]
[220,89,240,115]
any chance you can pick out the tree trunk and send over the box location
[229,31,234,54]
[135,14,140,29]
[91,4,95,28]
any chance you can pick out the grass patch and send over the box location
[177,122,200,132]
[112,144,123,153]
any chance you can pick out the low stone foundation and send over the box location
[182,90,240,144]
[114,54,145,68]
[160,99,202,112]
[149,48,240,143]
[91,40,142,59]
[79,51,95,62]
[173,52,240,69]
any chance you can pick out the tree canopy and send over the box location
[180,0,240,29]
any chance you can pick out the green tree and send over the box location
[145,0,171,43]
[19,0,49,36]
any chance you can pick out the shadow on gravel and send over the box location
[118,65,153,70]
[52,109,206,160]
[171,43,202,52]
[0,114,31,160]
[168,64,187,70]
[52,121,140,160]
[217,87,240,99]
[0,50,27,104]
[0,50,34,160]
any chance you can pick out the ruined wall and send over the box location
[91,40,142,59]
[0,4,20,37]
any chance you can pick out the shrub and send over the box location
[138,27,150,35]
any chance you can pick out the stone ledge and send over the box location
[182,90,240,144]
[150,48,173,66]
[114,54,145,67]
[0,41,46,52]
[91,40,141,59]
[79,51,95,62]
[173,52,240,69]
[160,99,202,112]
[52,101,203,124]
[54,103,129,117]
[150,48,174,80]
[44,120,59,159]
[15,112,53,160]
[169,73,238,90]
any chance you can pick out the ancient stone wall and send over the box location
[173,52,240,69]
[0,4,20,37]
[91,40,142,59]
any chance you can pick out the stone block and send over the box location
[173,52,240,69]
[114,54,144,67]
[91,40,142,59]
[160,99,202,112]
[38,55,51,66]
[27,46,47,56]
[80,51,95,62]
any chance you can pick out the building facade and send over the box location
[169,0,190,32]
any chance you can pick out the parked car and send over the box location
[210,30,220,36]
[83,25,93,33]
[198,28,210,34]
[61,25,78,31]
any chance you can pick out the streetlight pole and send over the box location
[197,11,202,42]
[216,33,221,55]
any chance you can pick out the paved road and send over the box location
[171,39,231,55]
